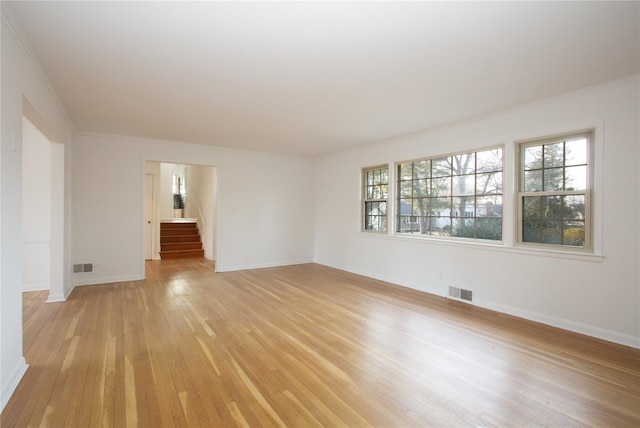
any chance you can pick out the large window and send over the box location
[362,166,389,232]
[396,147,503,240]
[518,132,591,249]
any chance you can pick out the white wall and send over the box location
[71,133,315,284]
[159,162,175,221]
[314,76,640,348]
[22,117,51,291]
[1,5,73,410]
[185,164,216,260]
[144,161,161,259]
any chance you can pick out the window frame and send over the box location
[394,145,504,242]
[361,165,389,233]
[516,131,593,251]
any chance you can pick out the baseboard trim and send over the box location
[315,261,640,349]
[72,274,144,287]
[474,298,640,349]
[22,282,49,292]
[216,259,313,273]
[1,357,28,412]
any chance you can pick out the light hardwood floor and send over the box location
[2,259,639,427]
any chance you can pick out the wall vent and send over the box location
[73,263,94,274]
[448,286,473,302]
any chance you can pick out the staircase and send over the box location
[160,220,205,259]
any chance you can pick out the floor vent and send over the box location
[73,263,94,273]
[448,286,473,302]
[448,286,461,298]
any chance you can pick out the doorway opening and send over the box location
[21,116,64,300]
[144,161,217,262]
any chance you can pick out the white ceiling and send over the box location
[6,1,639,156]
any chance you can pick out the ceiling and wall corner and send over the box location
[6,1,640,157]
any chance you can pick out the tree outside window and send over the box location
[396,147,503,241]
[519,133,591,248]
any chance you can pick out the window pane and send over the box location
[380,169,388,184]
[519,133,591,249]
[524,146,542,170]
[477,149,502,173]
[432,157,451,177]
[395,148,502,242]
[453,217,475,238]
[366,185,375,199]
[563,195,585,220]
[432,197,451,215]
[414,160,430,179]
[565,165,586,191]
[476,218,502,240]
[452,153,475,175]
[380,184,388,198]
[365,202,375,216]
[413,198,429,216]
[432,177,451,196]
[414,179,429,197]
[523,220,541,242]
[544,142,564,168]
[541,221,562,245]
[399,181,413,198]
[523,196,542,219]
[398,199,413,215]
[452,175,474,196]
[524,170,542,192]
[367,185,378,199]
[563,222,585,246]
[543,168,563,191]
[363,166,389,232]
[544,196,563,219]
[565,138,587,166]
[477,195,502,217]
[476,172,502,195]
[438,217,452,235]
[453,197,474,217]
[366,170,374,186]
[398,163,413,181]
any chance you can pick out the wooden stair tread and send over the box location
[159,220,204,259]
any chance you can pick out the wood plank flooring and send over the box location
[3,259,639,427]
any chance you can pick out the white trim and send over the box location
[356,231,604,263]
[474,298,640,349]
[72,274,144,287]
[0,357,28,412]
[47,284,73,303]
[22,282,49,292]
[316,261,636,348]
[215,259,313,273]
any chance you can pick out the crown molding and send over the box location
[1,2,75,131]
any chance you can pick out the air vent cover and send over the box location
[73,263,94,273]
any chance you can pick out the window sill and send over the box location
[356,232,604,263]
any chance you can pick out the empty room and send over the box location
[1,1,639,426]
